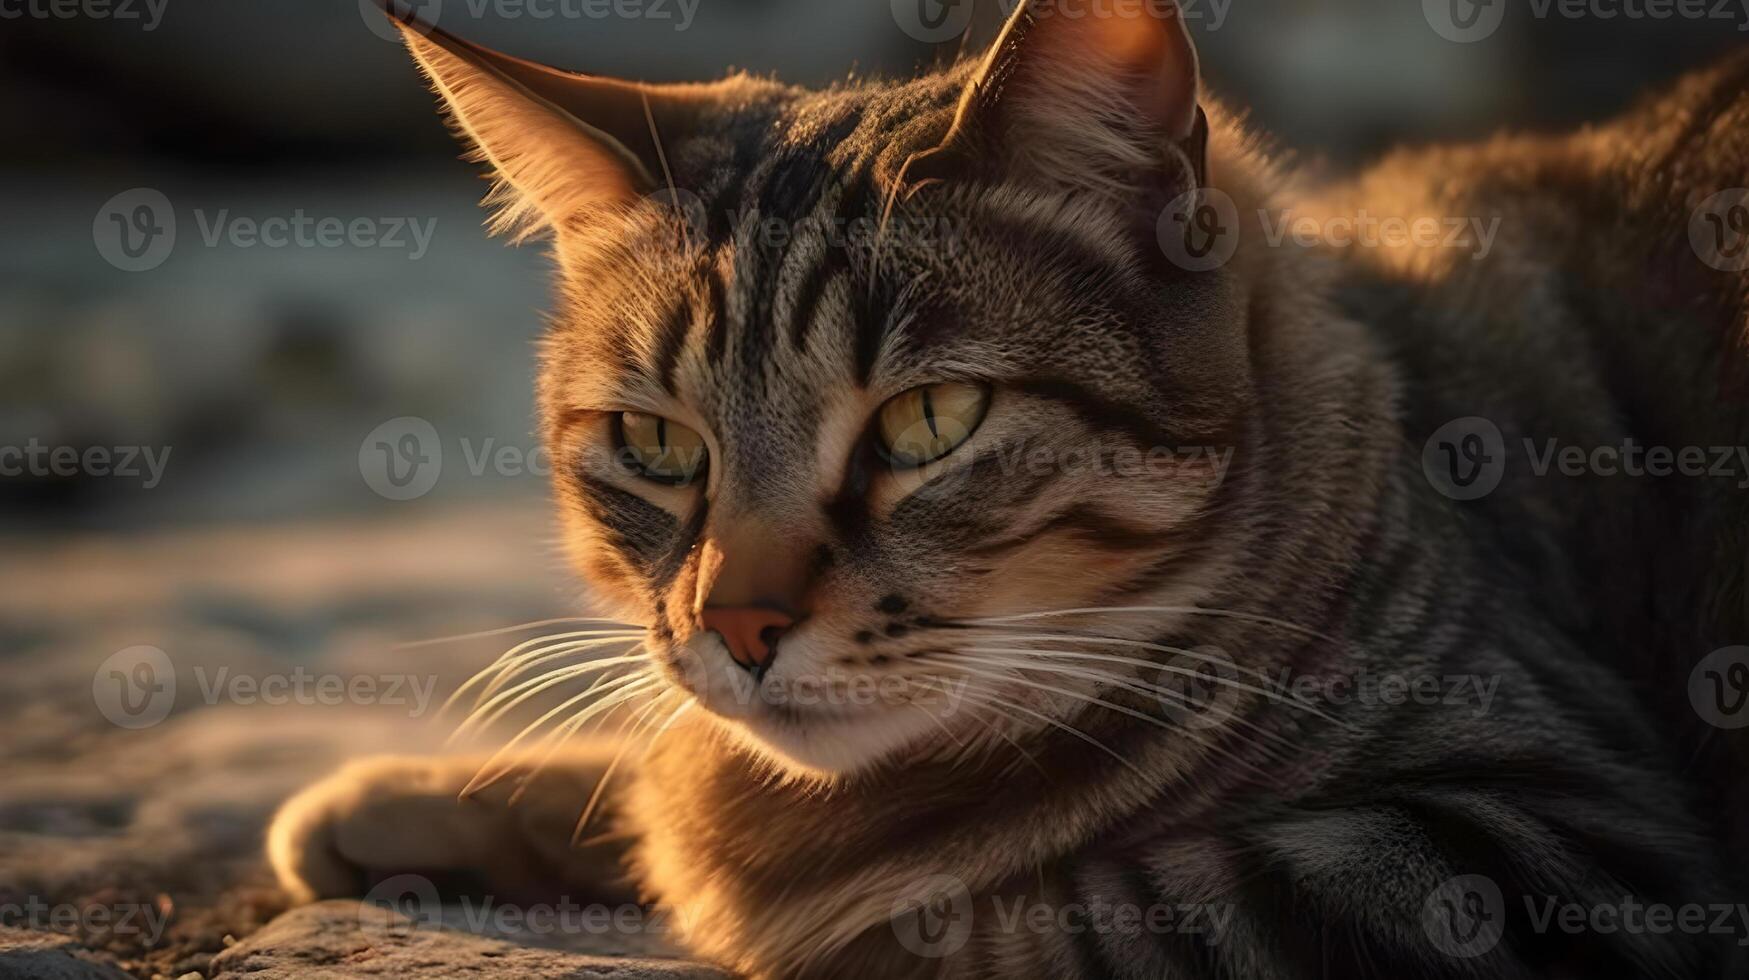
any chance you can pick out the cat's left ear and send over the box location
[903,0,1207,200]
[382,2,727,243]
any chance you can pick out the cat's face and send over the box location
[542,174,1248,772]
[395,1,1251,775]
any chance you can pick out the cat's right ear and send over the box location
[381,2,713,243]
[900,0,1206,202]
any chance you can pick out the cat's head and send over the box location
[393,0,1263,776]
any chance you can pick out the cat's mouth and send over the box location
[655,640,974,773]
[661,651,913,721]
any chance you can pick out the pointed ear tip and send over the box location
[384,11,455,61]
[373,0,409,24]
[376,0,434,40]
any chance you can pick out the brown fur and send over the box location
[272,4,1749,976]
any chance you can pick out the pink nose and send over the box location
[700,607,794,675]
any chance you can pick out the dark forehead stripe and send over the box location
[835,173,898,386]
[654,254,736,394]
[735,162,827,373]
[653,252,740,393]
[653,296,692,394]
[788,238,846,352]
[704,261,729,367]
[606,72,965,413]
[685,88,932,383]
[730,111,867,374]
[789,167,875,354]
[701,98,786,241]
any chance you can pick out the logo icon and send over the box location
[1424,0,1505,43]
[1422,874,1504,957]
[93,645,176,729]
[1691,646,1749,730]
[1153,644,1244,730]
[892,0,975,44]
[891,874,973,959]
[1157,187,1240,272]
[360,417,443,501]
[1690,189,1749,273]
[359,873,443,945]
[93,189,175,272]
[884,427,980,503]
[363,0,443,43]
[1422,417,1506,501]
[642,186,710,245]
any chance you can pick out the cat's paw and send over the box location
[268,753,634,904]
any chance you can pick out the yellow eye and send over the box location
[877,382,990,468]
[616,412,708,485]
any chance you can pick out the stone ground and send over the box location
[206,903,727,979]
[0,504,714,978]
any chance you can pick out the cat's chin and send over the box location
[712,700,951,779]
[658,642,962,776]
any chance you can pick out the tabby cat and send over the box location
[270,1,1749,976]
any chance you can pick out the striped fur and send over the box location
[269,5,1749,977]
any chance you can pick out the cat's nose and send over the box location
[700,606,794,677]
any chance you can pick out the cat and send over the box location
[269,1,1749,976]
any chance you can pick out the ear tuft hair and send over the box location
[395,22,652,243]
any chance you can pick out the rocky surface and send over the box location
[207,902,729,979]
[0,506,719,978]
[0,926,136,979]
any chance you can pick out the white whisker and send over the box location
[946,661,1191,737]
[968,606,1339,645]
[504,674,667,802]
[939,681,1145,778]
[452,655,649,743]
[961,642,1348,728]
[475,637,645,704]
[572,693,682,842]
[396,617,642,651]
[942,661,1274,782]
[955,625,1290,692]
[441,628,646,717]
[462,672,660,799]
[951,652,1301,759]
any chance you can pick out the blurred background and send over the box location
[2,0,1742,530]
[0,0,1742,976]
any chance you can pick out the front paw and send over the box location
[268,753,634,905]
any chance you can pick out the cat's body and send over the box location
[273,5,1749,977]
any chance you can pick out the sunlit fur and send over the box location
[529,73,1281,779]
[270,5,1749,977]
